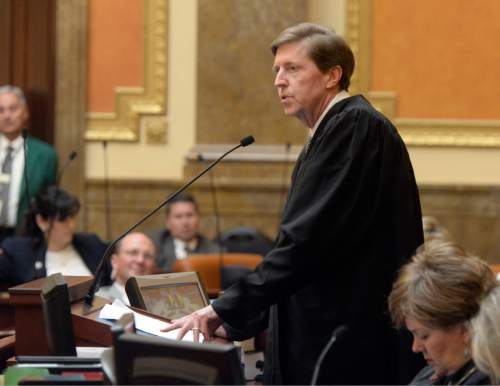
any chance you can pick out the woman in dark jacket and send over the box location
[0,186,109,287]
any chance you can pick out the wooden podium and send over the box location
[8,276,113,355]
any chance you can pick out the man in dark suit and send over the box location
[145,193,219,272]
[164,23,423,384]
[0,85,57,241]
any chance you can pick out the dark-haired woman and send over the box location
[0,186,109,287]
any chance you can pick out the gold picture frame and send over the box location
[85,0,167,142]
[346,0,500,147]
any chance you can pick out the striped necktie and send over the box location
[0,146,14,225]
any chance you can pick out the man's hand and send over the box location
[161,305,223,342]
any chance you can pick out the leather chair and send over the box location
[172,253,262,297]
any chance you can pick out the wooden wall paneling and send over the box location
[419,185,500,264]
[86,180,500,265]
[55,0,88,230]
[25,0,56,144]
[85,177,286,243]
[1,0,56,144]
[0,1,13,84]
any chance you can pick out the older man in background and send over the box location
[0,85,57,241]
[97,232,157,305]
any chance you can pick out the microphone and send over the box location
[277,142,291,228]
[84,135,255,308]
[102,141,112,240]
[56,151,77,188]
[197,153,224,274]
[21,128,31,210]
[310,325,349,385]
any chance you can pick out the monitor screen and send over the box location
[126,272,210,320]
[140,282,207,320]
[114,333,244,385]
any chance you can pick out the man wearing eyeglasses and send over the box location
[97,232,157,305]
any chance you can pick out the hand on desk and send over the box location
[161,304,223,342]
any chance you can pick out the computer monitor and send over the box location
[125,272,210,320]
[110,312,136,347]
[40,273,77,356]
[114,333,244,385]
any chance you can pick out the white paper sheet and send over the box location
[98,299,202,342]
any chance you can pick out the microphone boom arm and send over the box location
[84,136,255,308]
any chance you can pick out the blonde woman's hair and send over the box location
[471,285,500,383]
[388,239,496,329]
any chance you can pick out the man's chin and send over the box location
[283,108,298,117]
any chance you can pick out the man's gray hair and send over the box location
[0,85,27,105]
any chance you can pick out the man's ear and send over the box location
[326,65,342,89]
[110,254,118,280]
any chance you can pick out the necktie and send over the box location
[0,146,14,225]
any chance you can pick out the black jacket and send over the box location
[213,95,424,384]
[411,361,490,385]
[144,228,220,272]
[0,233,110,288]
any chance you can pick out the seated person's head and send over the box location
[164,193,200,243]
[0,85,29,140]
[111,232,156,285]
[389,240,496,378]
[471,285,500,383]
[24,186,80,250]
[422,216,452,242]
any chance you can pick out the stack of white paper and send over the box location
[98,299,203,342]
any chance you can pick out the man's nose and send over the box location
[274,72,286,88]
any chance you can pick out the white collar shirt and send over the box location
[0,134,25,226]
[308,90,350,139]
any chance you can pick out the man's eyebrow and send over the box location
[272,61,292,73]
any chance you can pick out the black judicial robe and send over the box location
[212,95,424,385]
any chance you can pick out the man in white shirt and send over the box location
[97,232,157,305]
[0,85,57,241]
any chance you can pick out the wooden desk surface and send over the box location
[9,277,113,355]
[0,293,14,331]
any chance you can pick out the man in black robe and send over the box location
[165,23,424,385]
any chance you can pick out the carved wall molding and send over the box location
[85,0,168,142]
[346,0,500,147]
[85,178,500,264]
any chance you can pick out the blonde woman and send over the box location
[471,285,500,384]
[389,240,496,385]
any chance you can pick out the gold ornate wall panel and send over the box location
[197,0,307,146]
[85,0,168,142]
[347,0,500,147]
[345,0,372,95]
